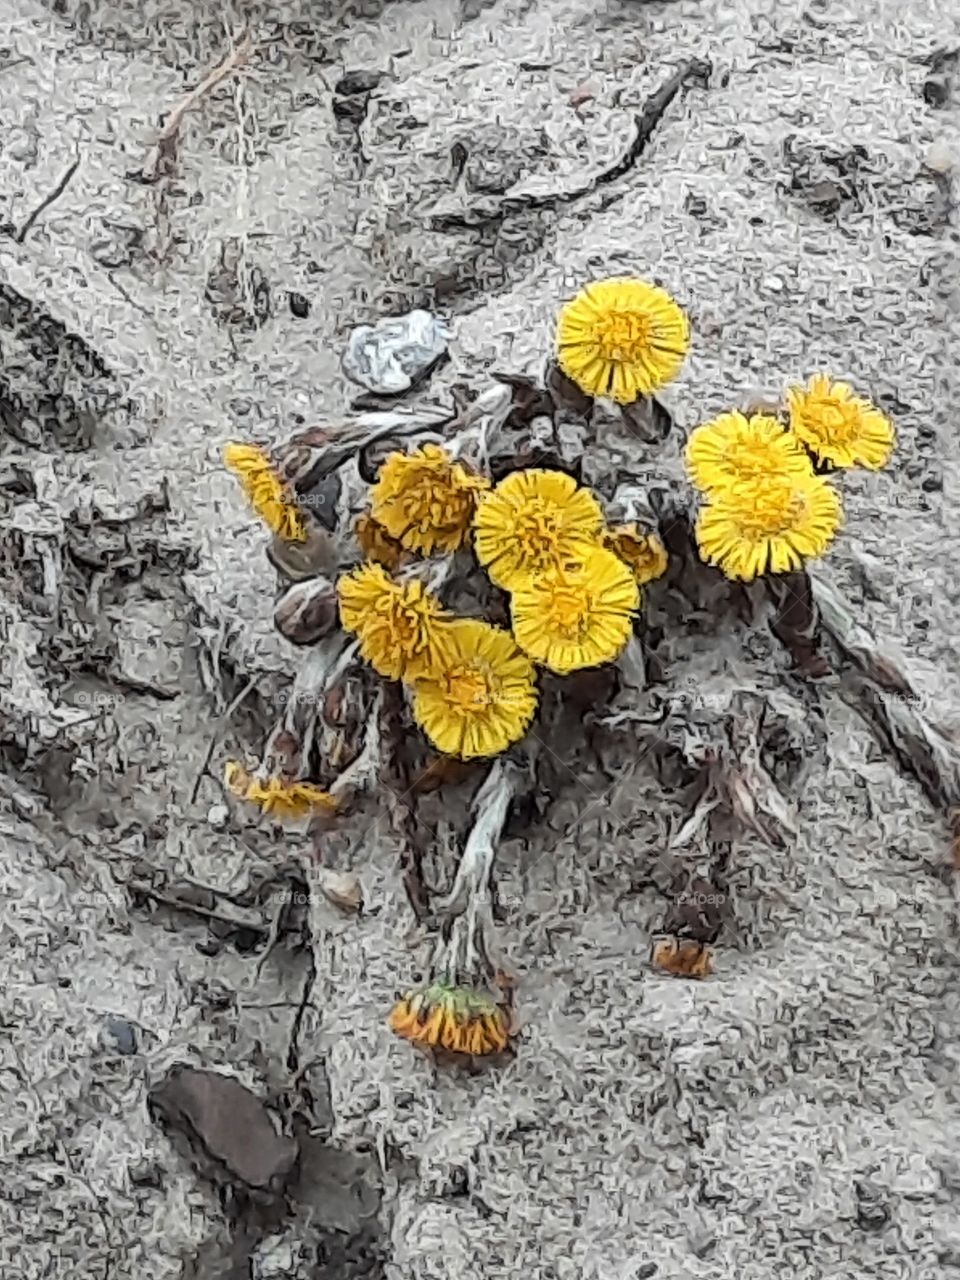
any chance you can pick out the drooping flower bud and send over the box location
[273,575,338,646]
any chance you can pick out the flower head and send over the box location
[223,443,305,542]
[389,980,511,1056]
[355,512,405,571]
[556,276,690,404]
[474,468,603,591]
[370,444,490,555]
[695,472,842,581]
[604,524,669,586]
[411,619,537,759]
[787,374,895,470]
[337,562,451,680]
[511,546,639,674]
[224,762,336,820]
[684,411,813,493]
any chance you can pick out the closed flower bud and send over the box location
[274,576,338,645]
[267,524,338,582]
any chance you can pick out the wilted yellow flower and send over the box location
[355,512,405,571]
[684,411,812,493]
[337,562,451,680]
[370,444,490,555]
[410,619,537,759]
[223,761,336,820]
[787,374,895,470]
[696,472,843,581]
[223,443,305,542]
[389,980,511,1056]
[474,468,603,591]
[556,276,690,404]
[511,546,639,674]
[604,524,669,586]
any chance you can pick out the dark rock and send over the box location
[334,70,384,96]
[332,94,370,124]
[128,1159,164,1188]
[148,1065,299,1213]
[855,1179,892,1231]
[101,1016,139,1055]
[289,292,310,318]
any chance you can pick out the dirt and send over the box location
[2,0,960,1278]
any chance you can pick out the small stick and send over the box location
[15,154,81,243]
[144,30,253,180]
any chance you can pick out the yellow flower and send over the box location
[474,468,603,591]
[684,411,813,493]
[786,373,895,470]
[389,981,511,1056]
[556,276,690,404]
[511,547,639,674]
[370,444,490,555]
[604,524,669,586]
[410,619,537,760]
[355,512,405,571]
[223,761,336,820]
[223,443,305,542]
[337,562,451,680]
[696,472,843,581]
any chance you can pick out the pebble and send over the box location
[207,803,228,830]
[101,1016,138,1055]
[925,140,956,174]
[342,310,450,394]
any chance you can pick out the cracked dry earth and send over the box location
[2,0,960,1278]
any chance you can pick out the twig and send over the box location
[142,30,253,181]
[428,59,712,230]
[15,153,81,243]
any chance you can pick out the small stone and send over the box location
[289,292,310,318]
[317,869,363,913]
[128,1159,163,1189]
[332,95,369,124]
[101,1016,138,1055]
[925,140,956,174]
[207,803,229,829]
[334,69,384,96]
[342,310,449,395]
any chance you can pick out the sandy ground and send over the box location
[3,0,960,1277]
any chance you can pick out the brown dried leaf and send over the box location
[651,937,714,979]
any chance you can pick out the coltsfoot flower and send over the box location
[786,373,895,470]
[510,546,639,674]
[389,980,511,1056]
[370,444,490,555]
[556,276,690,404]
[684,411,813,493]
[223,762,336,820]
[223,442,306,542]
[337,562,451,680]
[474,468,603,591]
[410,619,537,759]
[604,524,670,586]
[695,471,843,581]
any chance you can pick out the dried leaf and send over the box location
[651,937,714,979]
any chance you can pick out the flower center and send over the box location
[816,400,856,445]
[594,310,652,362]
[446,664,492,711]
[547,584,590,636]
[739,489,807,538]
[515,502,564,561]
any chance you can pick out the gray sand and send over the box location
[2,0,960,1277]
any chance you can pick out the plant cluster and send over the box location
[220,275,896,1059]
